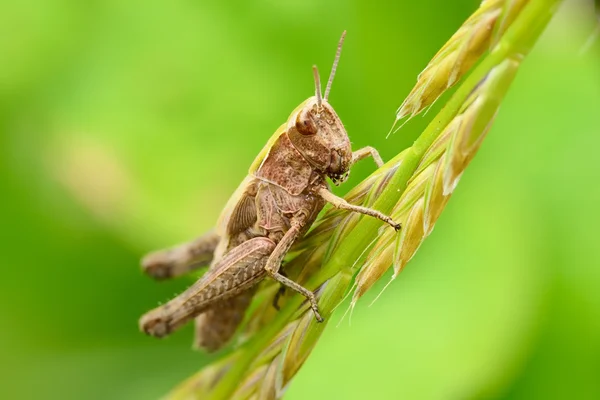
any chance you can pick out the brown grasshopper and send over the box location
[139,31,400,351]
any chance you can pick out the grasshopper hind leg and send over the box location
[195,261,288,351]
[141,230,220,280]
[140,237,275,338]
[193,289,256,352]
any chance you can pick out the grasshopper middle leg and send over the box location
[272,268,288,311]
[264,223,324,322]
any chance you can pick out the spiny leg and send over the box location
[140,237,275,338]
[141,230,220,280]
[269,271,323,322]
[317,187,401,231]
[264,223,323,322]
[352,146,384,168]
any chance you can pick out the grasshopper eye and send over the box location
[295,110,318,136]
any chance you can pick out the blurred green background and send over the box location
[1,0,599,399]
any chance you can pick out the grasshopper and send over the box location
[139,31,400,351]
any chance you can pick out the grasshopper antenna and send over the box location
[324,30,347,102]
[313,65,322,108]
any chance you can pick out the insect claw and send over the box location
[313,308,324,323]
[310,302,324,322]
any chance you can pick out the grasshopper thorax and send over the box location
[286,97,351,185]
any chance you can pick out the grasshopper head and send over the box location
[286,31,352,185]
[287,97,352,185]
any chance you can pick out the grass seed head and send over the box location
[393,197,426,275]
[230,364,269,400]
[256,355,281,400]
[280,273,350,382]
[353,59,520,304]
[395,0,526,122]
[166,353,239,400]
[351,244,394,303]
[164,2,550,395]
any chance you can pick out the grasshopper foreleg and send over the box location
[264,223,324,322]
[352,146,384,168]
[141,230,220,280]
[317,187,401,230]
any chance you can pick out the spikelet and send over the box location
[230,273,352,399]
[395,0,528,122]
[278,273,350,387]
[229,364,269,400]
[166,352,240,400]
[353,58,520,305]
